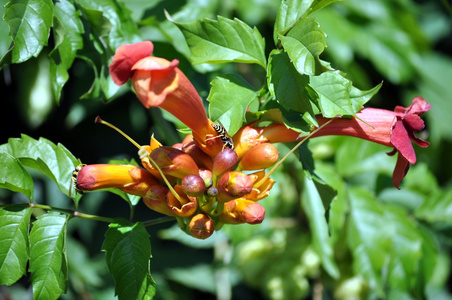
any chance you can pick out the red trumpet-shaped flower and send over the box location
[255,97,431,188]
[109,41,223,157]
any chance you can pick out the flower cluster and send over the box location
[74,41,430,239]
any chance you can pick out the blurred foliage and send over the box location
[1,0,452,299]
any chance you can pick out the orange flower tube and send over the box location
[109,41,222,156]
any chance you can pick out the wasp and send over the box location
[69,164,86,197]
[211,121,234,151]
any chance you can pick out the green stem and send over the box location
[141,216,175,227]
[0,203,116,223]
[254,116,340,189]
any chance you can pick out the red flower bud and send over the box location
[238,143,279,170]
[219,199,265,224]
[217,171,253,202]
[189,214,215,239]
[181,174,206,197]
[212,148,239,176]
[182,141,213,170]
[148,146,199,179]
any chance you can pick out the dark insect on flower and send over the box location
[211,121,235,151]
[70,164,86,195]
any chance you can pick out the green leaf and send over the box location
[0,0,11,57]
[207,74,258,136]
[0,206,32,285]
[416,189,452,223]
[335,137,395,178]
[309,0,342,14]
[384,206,422,291]
[301,177,340,279]
[173,15,266,68]
[268,50,314,117]
[76,0,141,50]
[0,152,34,201]
[1,0,53,64]
[3,134,82,199]
[103,222,156,300]
[274,0,314,42]
[412,53,452,143]
[309,71,355,117]
[29,212,69,300]
[274,0,339,43]
[349,82,382,112]
[49,0,84,103]
[166,264,216,293]
[116,0,163,22]
[280,17,326,75]
[354,26,415,84]
[347,187,389,295]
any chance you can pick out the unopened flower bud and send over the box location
[219,199,265,224]
[181,174,206,197]
[183,141,213,170]
[147,146,199,179]
[217,171,253,202]
[75,164,159,197]
[212,148,239,176]
[238,143,279,170]
[189,214,215,239]
[199,169,213,188]
[206,186,218,197]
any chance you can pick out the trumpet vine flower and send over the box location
[109,41,223,157]
[244,97,431,189]
[73,41,430,239]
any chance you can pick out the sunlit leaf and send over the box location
[301,177,340,279]
[103,222,156,300]
[280,17,326,75]
[274,0,339,43]
[349,82,382,112]
[309,71,354,117]
[274,0,314,42]
[208,74,258,136]
[1,0,53,64]
[29,212,69,300]
[268,50,314,117]
[3,134,82,199]
[173,15,266,68]
[0,152,34,201]
[0,206,32,285]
